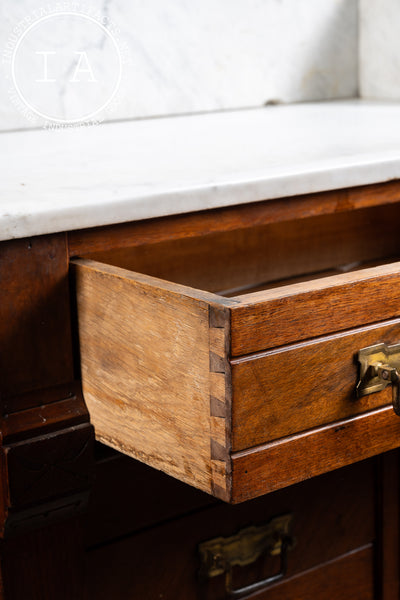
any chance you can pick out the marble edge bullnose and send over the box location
[4,101,400,241]
[2,159,400,242]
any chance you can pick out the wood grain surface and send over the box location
[73,257,400,502]
[87,460,374,599]
[231,318,400,451]
[0,234,94,599]
[1,518,86,600]
[376,450,400,600]
[69,180,400,257]
[231,262,400,356]
[250,546,374,600]
[73,258,231,499]
[80,203,400,296]
[0,234,73,398]
[231,405,400,502]
[72,202,400,360]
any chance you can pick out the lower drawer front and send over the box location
[251,548,373,600]
[87,461,375,600]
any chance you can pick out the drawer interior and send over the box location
[86,203,400,298]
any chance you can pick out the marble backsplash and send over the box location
[0,0,358,131]
[360,0,400,100]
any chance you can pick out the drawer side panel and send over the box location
[73,259,231,498]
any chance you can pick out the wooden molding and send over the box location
[69,181,400,257]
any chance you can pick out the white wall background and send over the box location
[360,0,400,100]
[0,0,358,132]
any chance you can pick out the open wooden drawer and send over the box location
[72,202,400,503]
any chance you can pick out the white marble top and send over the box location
[3,99,400,241]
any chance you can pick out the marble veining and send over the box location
[359,0,400,100]
[2,100,400,241]
[0,0,358,131]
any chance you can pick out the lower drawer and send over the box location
[247,548,374,600]
[86,460,375,600]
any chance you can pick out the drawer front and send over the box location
[87,461,375,600]
[251,548,374,600]
[231,406,400,502]
[73,256,400,502]
[231,319,400,451]
[230,261,400,356]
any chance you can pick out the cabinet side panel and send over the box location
[0,234,73,398]
[73,259,224,496]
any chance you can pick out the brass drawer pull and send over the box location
[356,343,400,415]
[198,514,294,598]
